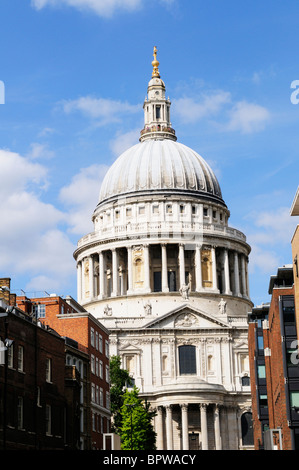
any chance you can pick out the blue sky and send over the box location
[0,0,298,307]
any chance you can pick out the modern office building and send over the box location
[248,265,299,450]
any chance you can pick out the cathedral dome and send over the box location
[98,138,225,206]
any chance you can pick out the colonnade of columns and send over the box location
[155,403,226,451]
[76,242,249,303]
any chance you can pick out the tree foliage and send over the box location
[109,355,156,450]
[120,387,157,450]
[109,355,132,434]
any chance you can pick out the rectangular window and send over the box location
[45,404,51,435]
[105,340,109,358]
[32,304,46,318]
[179,345,196,375]
[106,365,109,382]
[290,391,299,408]
[18,345,24,372]
[91,354,95,374]
[99,335,103,353]
[257,364,266,378]
[138,206,145,215]
[166,204,172,214]
[17,396,23,429]
[156,106,161,119]
[259,393,268,408]
[46,358,52,382]
[7,343,13,368]
[91,383,95,403]
[90,328,95,347]
[257,335,264,351]
[100,360,103,378]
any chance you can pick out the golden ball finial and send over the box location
[152,46,160,78]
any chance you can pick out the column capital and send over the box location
[180,403,188,411]
[200,402,209,410]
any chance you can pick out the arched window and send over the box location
[179,345,196,375]
[241,412,254,446]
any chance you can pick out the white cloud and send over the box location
[173,92,270,134]
[26,142,55,160]
[246,206,297,274]
[0,149,75,294]
[31,0,175,16]
[59,163,109,234]
[31,0,143,17]
[62,96,140,125]
[225,100,270,134]
[110,128,140,156]
[173,91,231,123]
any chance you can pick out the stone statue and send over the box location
[144,300,152,316]
[179,283,190,300]
[104,304,112,316]
[218,298,227,314]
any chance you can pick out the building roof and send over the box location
[98,139,224,206]
[268,264,294,294]
[290,186,299,216]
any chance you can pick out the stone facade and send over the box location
[74,48,253,450]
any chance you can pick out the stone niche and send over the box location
[201,249,212,288]
[132,246,145,289]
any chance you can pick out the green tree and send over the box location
[109,355,132,434]
[120,387,157,450]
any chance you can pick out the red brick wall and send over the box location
[266,287,294,450]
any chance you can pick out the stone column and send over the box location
[214,404,222,450]
[211,246,218,291]
[98,251,104,299]
[181,404,189,450]
[200,403,208,450]
[89,255,94,299]
[111,248,118,297]
[156,406,164,450]
[224,249,232,295]
[144,244,151,292]
[77,261,82,303]
[166,405,173,450]
[234,252,240,296]
[127,246,133,294]
[161,244,169,292]
[195,244,202,292]
[179,243,185,289]
[241,255,247,297]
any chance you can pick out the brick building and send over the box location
[0,288,81,450]
[16,292,111,450]
[291,186,299,340]
[248,265,299,450]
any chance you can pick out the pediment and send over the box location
[143,304,230,330]
[118,342,143,353]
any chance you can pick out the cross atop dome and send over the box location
[140,46,177,142]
